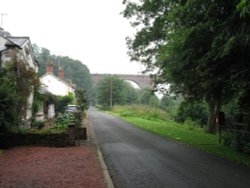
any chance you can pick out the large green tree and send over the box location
[139,88,159,107]
[123,0,250,133]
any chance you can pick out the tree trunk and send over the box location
[206,99,220,133]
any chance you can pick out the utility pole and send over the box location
[110,78,113,109]
[0,13,7,27]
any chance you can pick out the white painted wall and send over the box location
[48,104,55,119]
[40,74,74,96]
[0,36,7,51]
[1,35,39,128]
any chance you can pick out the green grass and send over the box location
[109,106,250,167]
[0,150,3,155]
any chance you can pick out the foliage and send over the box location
[8,60,40,122]
[75,88,88,125]
[96,75,139,109]
[10,126,67,134]
[54,113,76,130]
[0,59,39,129]
[223,131,250,155]
[159,95,182,117]
[75,88,88,112]
[56,93,75,113]
[0,70,19,131]
[32,90,59,125]
[243,143,250,155]
[184,117,200,130]
[176,100,208,126]
[123,82,140,105]
[111,105,171,121]
[139,88,159,107]
[122,0,250,133]
[32,83,43,115]
[31,120,46,129]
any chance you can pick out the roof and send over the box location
[40,72,75,89]
[3,36,38,67]
[6,37,29,47]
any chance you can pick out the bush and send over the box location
[184,117,200,130]
[56,93,75,113]
[54,113,76,130]
[0,73,19,131]
[175,100,208,126]
[31,120,46,129]
[243,143,250,155]
[223,131,250,155]
[111,105,170,121]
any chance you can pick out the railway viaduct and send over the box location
[91,74,152,88]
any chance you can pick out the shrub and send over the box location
[56,93,75,113]
[54,113,76,130]
[0,72,19,131]
[223,131,250,154]
[111,105,170,121]
[175,100,208,126]
[243,143,250,155]
[31,120,46,129]
[184,117,199,130]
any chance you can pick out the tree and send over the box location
[139,88,159,107]
[96,76,139,108]
[160,95,182,117]
[123,0,250,133]
[75,88,88,125]
[75,88,88,113]
[176,99,208,126]
[123,81,140,104]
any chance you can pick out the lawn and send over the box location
[110,112,250,167]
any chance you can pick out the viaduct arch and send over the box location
[91,74,153,89]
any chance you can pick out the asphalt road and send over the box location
[88,108,250,188]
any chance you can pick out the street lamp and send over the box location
[0,13,7,27]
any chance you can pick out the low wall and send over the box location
[0,127,87,149]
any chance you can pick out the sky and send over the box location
[0,0,145,74]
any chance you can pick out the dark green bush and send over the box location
[175,100,208,126]
[31,120,46,129]
[0,73,19,131]
[223,131,250,155]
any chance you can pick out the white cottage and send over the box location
[40,61,74,96]
[36,61,74,121]
[0,28,38,127]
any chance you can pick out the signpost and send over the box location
[216,111,225,144]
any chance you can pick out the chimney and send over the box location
[46,60,54,73]
[58,65,64,79]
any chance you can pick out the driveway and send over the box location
[88,108,250,188]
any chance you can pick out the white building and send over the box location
[40,61,75,96]
[36,61,75,121]
[0,28,38,127]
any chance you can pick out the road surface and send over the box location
[88,108,250,188]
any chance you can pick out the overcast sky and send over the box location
[1,0,145,74]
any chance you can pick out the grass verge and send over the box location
[110,110,250,167]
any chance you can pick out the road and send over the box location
[88,108,250,188]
